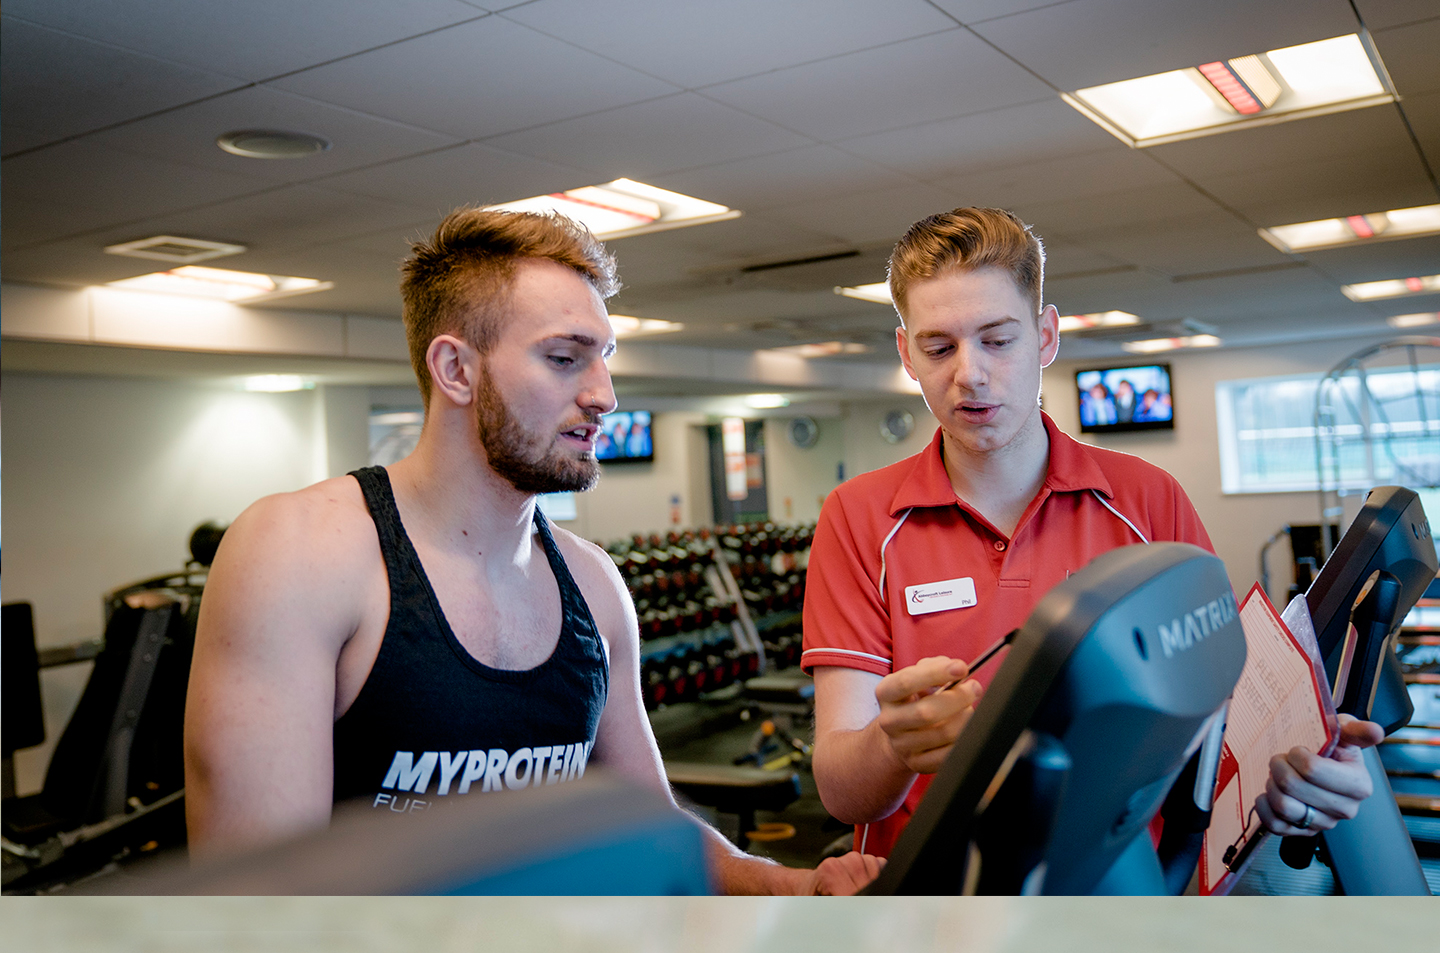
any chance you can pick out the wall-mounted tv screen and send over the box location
[596,410,654,463]
[1075,364,1174,433]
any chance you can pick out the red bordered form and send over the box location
[1199,584,1340,896]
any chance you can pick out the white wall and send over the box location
[567,411,711,542]
[1042,332,1398,596]
[3,372,369,793]
[840,396,939,483]
[763,415,844,524]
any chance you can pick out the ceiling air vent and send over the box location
[104,235,247,264]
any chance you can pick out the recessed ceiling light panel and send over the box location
[1063,33,1394,147]
[217,129,331,159]
[1058,311,1141,333]
[834,282,892,304]
[769,341,871,357]
[1260,204,1440,253]
[1121,334,1222,354]
[107,265,333,303]
[1342,273,1440,301]
[104,235,247,264]
[1387,312,1440,329]
[489,178,739,240]
[608,314,684,338]
[243,375,313,392]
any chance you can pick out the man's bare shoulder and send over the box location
[548,523,633,618]
[216,475,378,587]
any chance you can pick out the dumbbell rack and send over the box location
[604,522,814,711]
[1389,585,1440,819]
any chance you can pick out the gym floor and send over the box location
[650,668,846,871]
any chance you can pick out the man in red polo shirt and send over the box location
[804,207,1383,861]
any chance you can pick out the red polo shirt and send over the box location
[802,412,1213,856]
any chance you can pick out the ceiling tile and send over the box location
[104,185,436,256]
[1353,0,1440,30]
[971,0,1362,91]
[484,93,811,179]
[1,123,60,156]
[1399,89,1440,173]
[651,145,905,213]
[1300,233,1440,283]
[0,238,184,287]
[1009,181,1231,240]
[270,17,677,138]
[1075,217,1297,278]
[1372,16,1440,97]
[0,19,243,141]
[2,141,273,249]
[701,30,1054,142]
[221,242,409,316]
[928,1,1086,24]
[1199,149,1436,224]
[759,181,962,246]
[1,1,489,82]
[503,0,958,89]
[319,142,593,212]
[837,98,1121,180]
[931,148,1183,209]
[86,86,461,185]
[1145,104,1418,181]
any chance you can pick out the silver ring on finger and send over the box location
[1297,804,1315,830]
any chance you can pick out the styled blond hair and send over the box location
[400,208,619,401]
[887,207,1045,323]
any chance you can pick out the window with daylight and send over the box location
[1215,364,1440,494]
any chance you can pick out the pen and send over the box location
[939,629,1016,692]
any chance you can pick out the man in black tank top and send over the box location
[185,207,882,895]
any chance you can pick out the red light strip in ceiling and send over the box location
[1197,61,1263,115]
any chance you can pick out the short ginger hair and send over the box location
[887,207,1045,324]
[400,208,620,402]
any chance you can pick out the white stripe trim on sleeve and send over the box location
[802,647,893,668]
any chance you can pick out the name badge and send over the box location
[904,577,977,616]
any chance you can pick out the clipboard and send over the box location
[1198,584,1340,896]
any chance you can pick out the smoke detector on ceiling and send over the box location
[216,129,331,159]
[104,235,248,264]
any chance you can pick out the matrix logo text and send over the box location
[1157,592,1237,658]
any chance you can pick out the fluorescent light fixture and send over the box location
[835,282,892,304]
[1062,33,1393,147]
[1387,312,1440,329]
[107,265,334,303]
[371,411,424,425]
[1058,311,1141,333]
[242,374,313,392]
[745,394,790,409]
[488,178,739,240]
[768,341,871,357]
[1259,204,1440,253]
[105,235,247,264]
[1342,273,1440,301]
[1122,334,1223,354]
[608,314,684,338]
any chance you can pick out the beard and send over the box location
[475,371,602,494]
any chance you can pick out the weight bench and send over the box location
[665,761,801,847]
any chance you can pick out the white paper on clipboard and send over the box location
[1199,585,1340,896]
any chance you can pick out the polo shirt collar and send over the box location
[887,412,1113,517]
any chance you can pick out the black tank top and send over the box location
[333,466,608,814]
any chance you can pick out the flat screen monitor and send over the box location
[1076,364,1174,433]
[597,410,654,463]
[870,542,1245,896]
